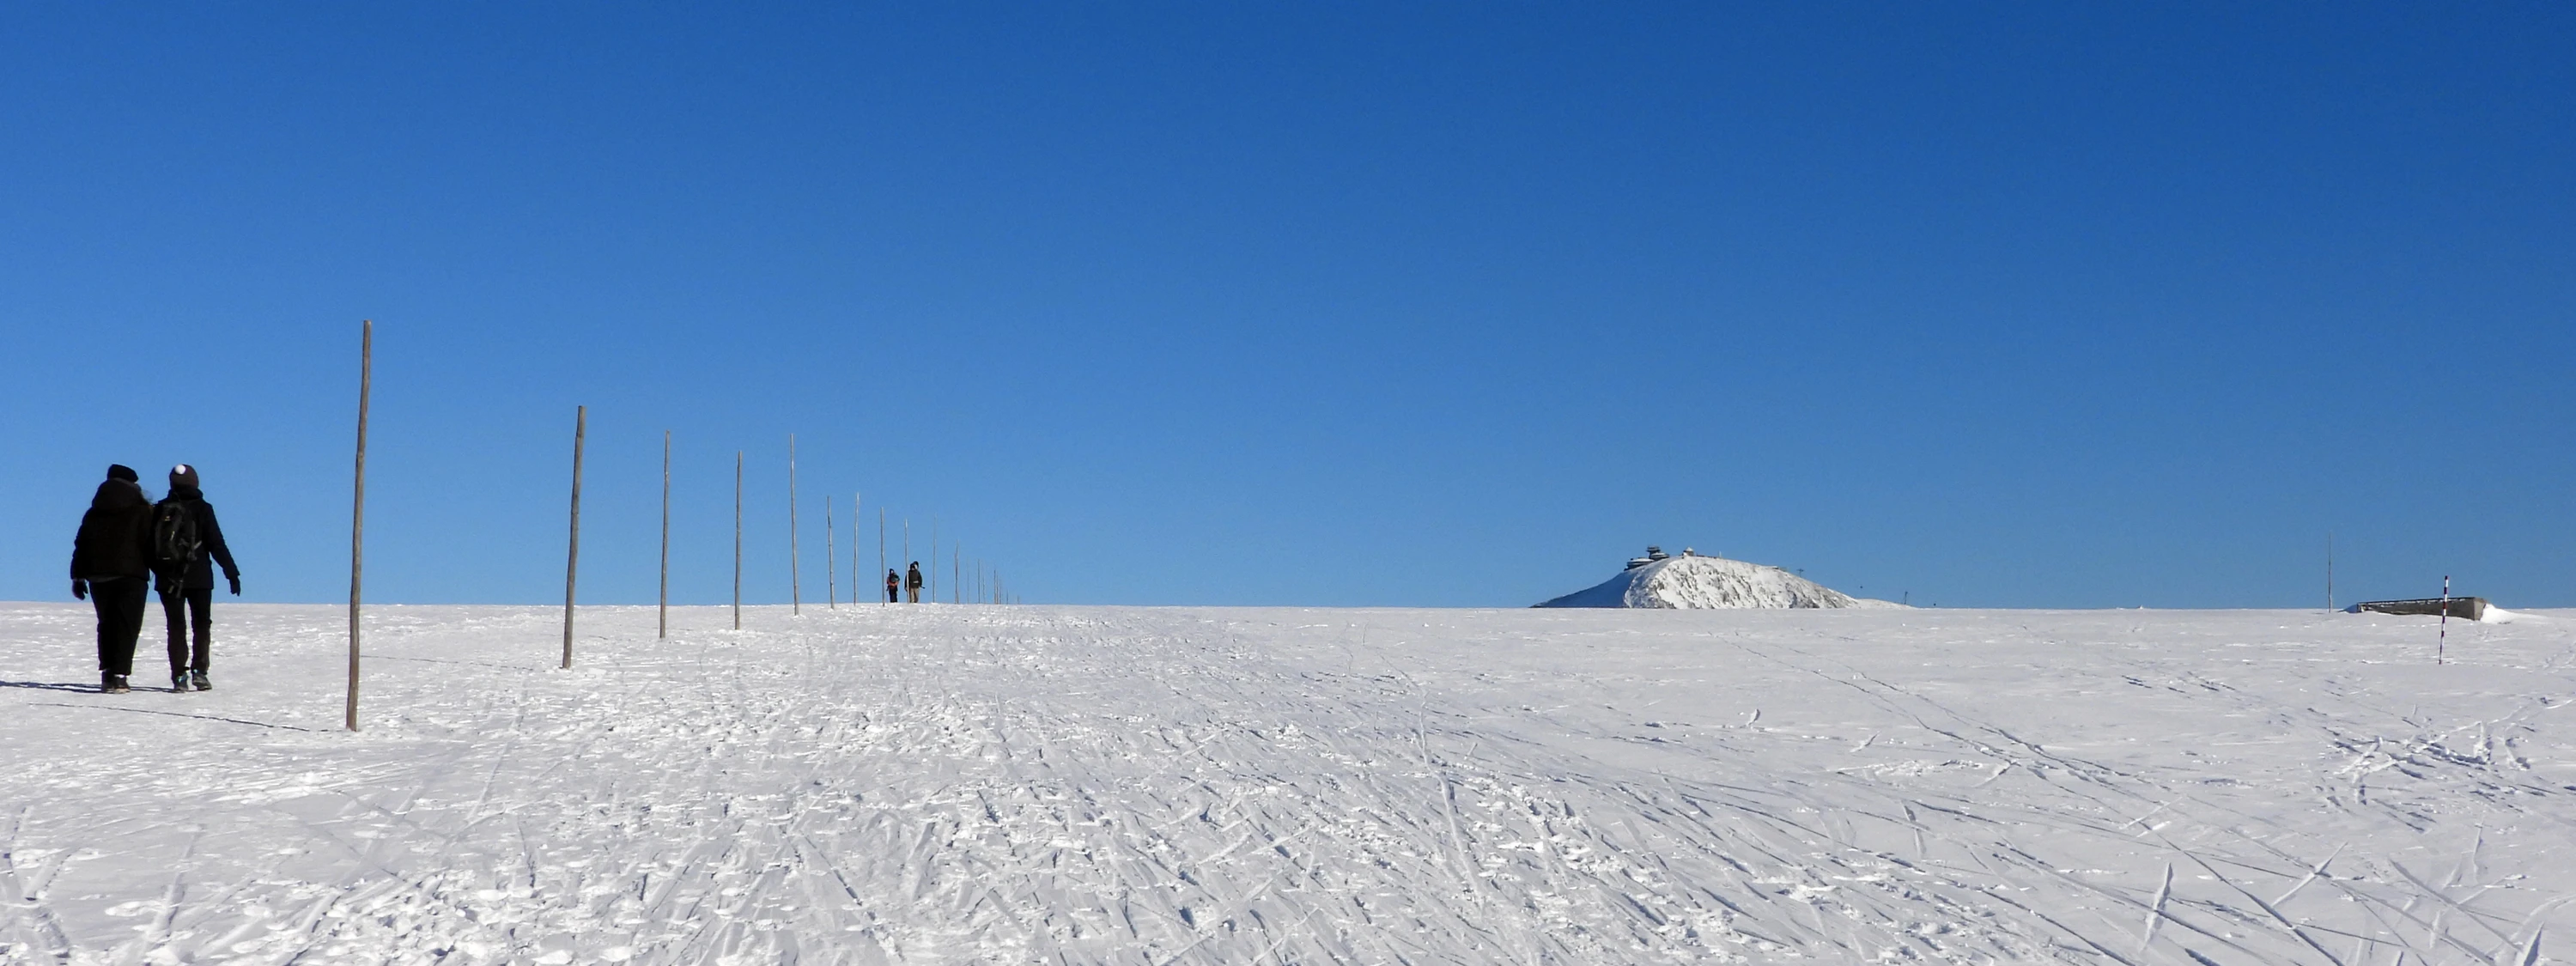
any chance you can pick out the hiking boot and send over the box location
[102,671,118,694]
[105,674,131,695]
[191,671,211,691]
[173,672,190,693]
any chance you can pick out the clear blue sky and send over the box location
[4,3,2570,609]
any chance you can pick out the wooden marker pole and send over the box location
[732,451,743,630]
[878,507,886,605]
[659,430,671,639]
[788,434,801,616]
[562,405,585,670]
[826,495,837,609]
[852,493,862,607]
[346,319,371,732]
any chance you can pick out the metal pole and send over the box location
[562,405,585,670]
[2439,574,2451,665]
[878,506,886,605]
[346,319,370,732]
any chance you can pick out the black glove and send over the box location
[228,575,241,596]
[72,580,88,600]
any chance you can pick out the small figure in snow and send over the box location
[70,465,155,694]
[885,568,901,604]
[906,562,924,603]
[150,464,240,693]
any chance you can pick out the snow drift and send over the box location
[1536,551,1900,609]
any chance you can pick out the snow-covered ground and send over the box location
[1537,554,1898,609]
[2,602,2571,965]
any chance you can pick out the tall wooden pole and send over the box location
[659,430,671,639]
[930,518,939,604]
[878,507,887,605]
[852,493,862,607]
[347,319,371,732]
[562,405,585,670]
[788,434,800,616]
[732,450,743,630]
[953,543,961,605]
[2325,532,2335,613]
[825,494,837,609]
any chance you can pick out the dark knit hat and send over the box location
[170,464,199,489]
[106,464,139,483]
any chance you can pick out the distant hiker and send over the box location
[884,568,901,604]
[150,464,240,693]
[70,465,155,693]
[906,562,923,603]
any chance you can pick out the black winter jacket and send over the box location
[71,478,155,581]
[152,484,240,591]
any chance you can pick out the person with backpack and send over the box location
[70,465,155,694]
[906,562,923,603]
[149,464,240,693]
[884,568,901,604]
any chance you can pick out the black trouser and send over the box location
[161,585,213,674]
[89,576,148,677]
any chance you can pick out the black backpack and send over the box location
[152,501,202,568]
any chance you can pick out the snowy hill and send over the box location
[2,602,2570,963]
[1537,550,1900,608]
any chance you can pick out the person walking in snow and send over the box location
[906,562,923,603]
[150,464,240,693]
[70,465,155,694]
[884,568,901,604]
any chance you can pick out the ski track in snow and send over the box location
[1,603,2571,964]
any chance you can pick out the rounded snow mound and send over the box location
[1536,555,1904,610]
